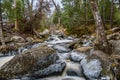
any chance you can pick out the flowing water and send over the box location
[0,35,87,80]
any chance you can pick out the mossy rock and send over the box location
[88,50,114,78]
[0,46,59,79]
[105,30,114,35]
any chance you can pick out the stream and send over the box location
[0,35,85,80]
[0,34,110,80]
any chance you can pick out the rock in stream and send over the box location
[0,46,60,79]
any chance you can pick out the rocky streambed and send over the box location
[0,34,120,80]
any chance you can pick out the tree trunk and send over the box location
[90,0,112,54]
[0,0,5,46]
[101,0,105,22]
[84,0,87,28]
[110,0,114,29]
[119,0,120,10]
[14,0,19,30]
[27,0,33,19]
[15,18,18,30]
[52,0,61,28]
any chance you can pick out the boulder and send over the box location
[31,60,66,78]
[80,50,115,80]
[107,32,120,40]
[111,27,120,33]
[90,50,110,64]
[81,58,102,80]
[11,36,25,43]
[0,46,59,79]
[110,40,120,54]
[70,51,87,62]
[26,37,34,43]
[75,46,93,53]
[4,37,12,43]
[40,29,49,37]
[111,54,120,79]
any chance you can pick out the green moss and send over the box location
[65,25,96,37]
[0,46,57,79]
[105,30,114,35]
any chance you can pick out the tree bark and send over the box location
[84,0,87,28]
[0,0,5,46]
[14,0,19,30]
[119,0,120,10]
[52,0,61,28]
[90,0,112,54]
[110,0,114,29]
[27,0,33,19]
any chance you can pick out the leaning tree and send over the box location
[90,0,112,54]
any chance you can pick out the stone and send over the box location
[111,27,120,33]
[80,50,115,80]
[70,51,87,62]
[75,46,93,53]
[0,46,59,79]
[90,50,110,64]
[40,29,49,36]
[11,36,25,43]
[4,37,12,43]
[107,32,120,40]
[31,60,66,78]
[26,37,34,43]
[80,58,102,80]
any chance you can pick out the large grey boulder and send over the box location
[31,60,66,78]
[0,46,59,79]
[81,58,102,80]
[80,50,115,80]
[70,51,87,62]
[11,36,25,43]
